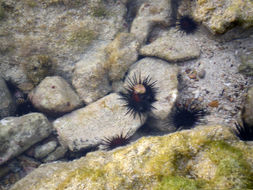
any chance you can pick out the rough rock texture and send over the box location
[0,76,15,119]
[34,141,58,159]
[0,0,127,88]
[126,58,178,120]
[241,87,253,127]
[10,125,253,190]
[53,93,145,151]
[238,52,253,76]
[42,145,68,163]
[0,113,52,165]
[29,76,83,116]
[72,43,111,104]
[139,34,200,62]
[105,33,140,81]
[193,0,253,34]
[130,0,172,44]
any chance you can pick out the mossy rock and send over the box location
[10,125,253,190]
[0,3,5,20]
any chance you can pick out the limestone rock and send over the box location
[193,0,253,34]
[10,125,253,190]
[34,141,58,159]
[241,87,253,127]
[126,58,178,120]
[72,43,111,104]
[29,76,83,116]
[238,52,253,76]
[0,77,15,119]
[53,93,145,151]
[130,0,172,44]
[0,113,52,165]
[139,34,200,62]
[105,33,140,81]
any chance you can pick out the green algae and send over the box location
[206,141,253,189]
[91,5,108,18]
[157,176,204,190]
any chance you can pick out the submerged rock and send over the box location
[130,0,172,44]
[53,93,145,151]
[241,87,253,127]
[105,32,140,81]
[0,77,15,119]
[29,76,83,116]
[126,58,178,120]
[193,0,253,34]
[10,125,253,190]
[0,113,52,165]
[238,52,253,76]
[139,33,200,62]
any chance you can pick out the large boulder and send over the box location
[10,125,253,190]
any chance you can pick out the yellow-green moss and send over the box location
[67,28,97,47]
[206,141,253,189]
[157,176,205,190]
[23,55,53,85]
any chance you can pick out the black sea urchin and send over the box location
[119,73,157,118]
[233,122,253,141]
[178,15,198,34]
[169,101,206,130]
[101,132,131,150]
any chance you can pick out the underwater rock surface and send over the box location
[193,0,253,34]
[10,125,253,190]
[241,87,253,127]
[29,76,83,116]
[0,113,52,165]
[53,93,145,151]
[139,33,200,62]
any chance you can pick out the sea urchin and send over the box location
[169,101,206,130]
[233,122,253,141]
[119,73,157,118]
[101,132,131,150]
[178,15,198,34]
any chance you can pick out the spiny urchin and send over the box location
[169,100,206,130]
[233,122,253,141]
[101,132,132,150]
[177,15,198,34]
[119,73,158,119]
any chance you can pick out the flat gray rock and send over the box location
[126,58,178,120]
[139,34,201,62]
[53,93,145,151]
[29,76,83,116]
[0,113,52,165]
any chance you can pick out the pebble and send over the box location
[198,69,206,79]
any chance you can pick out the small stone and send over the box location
[241,87,253,126]
[208,100,219,108]
[29,76,83,116]
[198,69,206,79]
[188,71,197,80]
[34,141,58,159]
